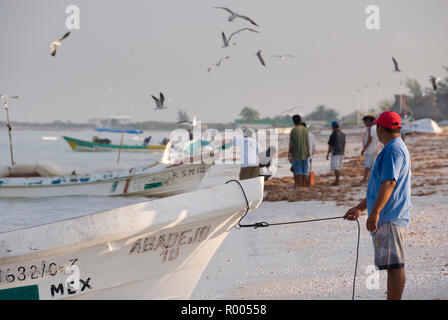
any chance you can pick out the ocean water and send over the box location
[0,129,172,232]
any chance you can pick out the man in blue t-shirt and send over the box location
[344,111,411,300]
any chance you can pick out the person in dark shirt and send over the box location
[326,121,345,185]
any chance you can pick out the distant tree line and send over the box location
[238,105,340,125]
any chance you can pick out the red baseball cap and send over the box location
[373,111,402,129]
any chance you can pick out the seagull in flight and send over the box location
[256,50,266,66]
[429,76,441,91]
[280,107,302,115]
[151,92,167,110]
[178,115,198,126]
[272,54,295,60]
[213,7,259,27]
[392,57,401,72]
[0,94,19,100]
[221,28,260,48]
[51,32,71,57]
[221,32,236,48]
[207,56,230,72]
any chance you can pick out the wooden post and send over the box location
[117,129,125,165]
[4,100,15,166]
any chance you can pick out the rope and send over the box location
[225,179,361,300]
[352,219,361,300]
[238,216,345,229]
[225,180,250,229]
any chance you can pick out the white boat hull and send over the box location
[0,178,264,299]
[0,163,211,198]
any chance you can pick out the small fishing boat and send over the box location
[0,142,211,198]
[402,118,442,134]
[63,128,166,153]
[0,177,264,300]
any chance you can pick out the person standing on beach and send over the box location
[301,122,315,186]
[288,115,310,188]
[326,121,345,186]
[233,128,263,180]
[361,115,379,184]
[344,111,411,300]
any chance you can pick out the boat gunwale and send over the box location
[0,178,264,263]
[63,136,166,150]
[0,162,211,188]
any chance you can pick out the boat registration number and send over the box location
[129,225,211,263]
[0,258,78,284]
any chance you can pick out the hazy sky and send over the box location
[0,0,447,123]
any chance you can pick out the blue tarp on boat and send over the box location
[95,128,143,134]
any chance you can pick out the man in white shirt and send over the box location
[361,115,379,183]
[233,129,264,180]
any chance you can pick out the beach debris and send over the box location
[430,76,441,91]
[221,28,259,48]
[151,92,167,110]
[392,57,401,72]
[207,56,230,72]
[256,50,266,66]
[213,7,259,27]
[50,32,71,57]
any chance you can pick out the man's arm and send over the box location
[306,132,310,158]
[305,129,311,158]
[326,146,332,161]
[288,144,293,162]
[288,130,294,162]
[366,180,396,232]
[326,133,334,160]
[344,198,366,220]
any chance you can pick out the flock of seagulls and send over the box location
[46,7,445,114]
[211,7,295,69]
[392,56,443,92]
[47,6,296,112]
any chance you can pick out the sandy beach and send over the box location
[191,131,448,300]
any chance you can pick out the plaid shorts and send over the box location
[372,222,406,270]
